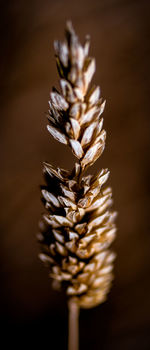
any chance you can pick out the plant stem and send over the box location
[68,299,79,350]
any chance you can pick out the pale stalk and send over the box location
[68,299,79,350]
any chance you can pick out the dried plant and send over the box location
[38,21,117,350]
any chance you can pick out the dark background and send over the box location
[0,0,150,349]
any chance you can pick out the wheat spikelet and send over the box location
[38,21,117,310]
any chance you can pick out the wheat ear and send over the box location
[38,21,117,350]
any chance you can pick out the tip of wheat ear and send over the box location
[38,21,117,309]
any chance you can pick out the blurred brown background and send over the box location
[0,0,150,349]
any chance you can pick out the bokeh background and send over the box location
[1,0,150,349]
